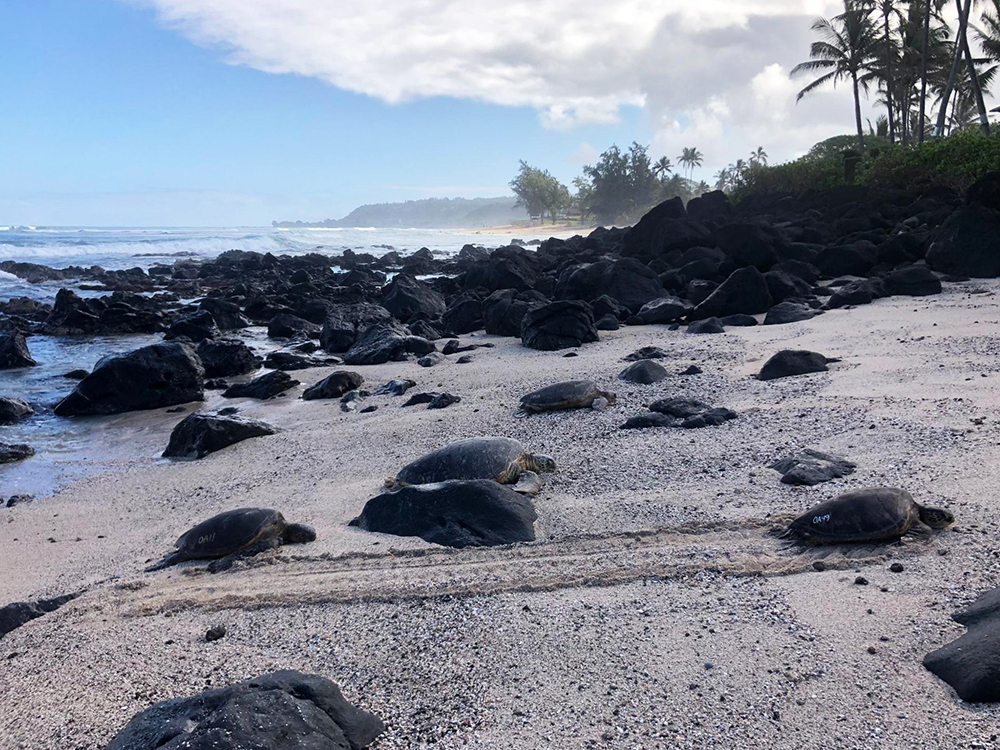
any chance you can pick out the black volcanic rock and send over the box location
[164,310,219,342]
[196,339,262,378]
[520,300,599,351]
[0,331,37,369]
[883,265,942,296]
[381,274,446,321]
[267,313,321,340]
[691,266,772,320]
[924,585,1000,703]
[302,371,364,400]
[482,289,548,337]
[927,206,1000,277]
[0,397,34,425]
[54,342,204,416]
[343,322,435,365]
[163,413,277,459]
[618,360,668,384]
[104,670,385,750]
[223,370,299,400]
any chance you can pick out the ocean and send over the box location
[0,225,524,303]
[0,225,551,499]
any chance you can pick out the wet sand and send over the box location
[2,280,1000,748]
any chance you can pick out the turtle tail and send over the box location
[383,477,405,490]
[144,550,188,572]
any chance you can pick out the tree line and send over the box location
[510,144,720,225]
[794,0,1000,148]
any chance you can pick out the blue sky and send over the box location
[0,0,940,226]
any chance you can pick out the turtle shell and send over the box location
[176,508,286,559]
[520,380,608,413]
[784,487,920,545]
[396,437,526,485]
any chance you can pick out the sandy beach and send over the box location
[2,278,1000,749]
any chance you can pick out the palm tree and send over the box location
[936,0,992,136]
[749,146,769,165]
[714,168,731,191]
[980,0,1000,61]
[793,5,880,149]
[677,147,704,180]
[652,156,673,178]
[863,0,907,143]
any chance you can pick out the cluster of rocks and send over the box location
[6,172,999,366]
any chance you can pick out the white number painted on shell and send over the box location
[197,532,216,546]
[812,514,832,525]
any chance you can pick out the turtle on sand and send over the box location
[520,380,616,414]
[388,437,555,495]
[145,508,316,572]
[780,487,953,546]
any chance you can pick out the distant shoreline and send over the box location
[459,222,598,238]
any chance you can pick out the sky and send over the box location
[0,0,989,226]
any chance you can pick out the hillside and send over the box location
[273,196,527,229]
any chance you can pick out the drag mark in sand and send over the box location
[118,519,937,617]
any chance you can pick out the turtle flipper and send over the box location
[207,537,282,574]
[511,470,543,495]
[144,549,189,572]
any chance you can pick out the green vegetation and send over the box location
[509,161,570,222]
[732,127,1000,200]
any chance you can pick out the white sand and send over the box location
[2,280,1000,748]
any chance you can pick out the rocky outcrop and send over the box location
[163,413,277,459]
[520,301,599,351]
[54,343,204,416]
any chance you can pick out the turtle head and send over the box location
[918,505,955,529]
[284,523,318,544]
[529,453,557,473]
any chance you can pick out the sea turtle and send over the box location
[388,437,556,495]
[781,487,953,546]
[145,508,317,572]
[520,380,616,414]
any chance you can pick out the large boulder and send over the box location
[520,300,599,351]
[54,343,204,416]
[923,585,1000,703]
[826,278,885,309]
[164,310,219,342]
[196,339,262,378]
[965,170,1000,213]
[350,479,537,548]
[441,295,483,334]
[621,197,686,258]
[267,313,321,340]
[0,397,33,425]
[926,206,1000,277]
[320,304,392,353]
[461,248,538,291]
[223,370,299,400]
[163,413,277,459]
[302,371,364,400]
[764,270,813,303]
[41,289,100,335]
[763,301,816,326]
[769,449,856,486]
[816,241,878,278]
[711,222,782,269]
[637,296,693,324]
[555,259,665,313]
[199,298,251,330]
[381,274,446,321]
[104,670,385,750]
[482,289,547,337]
[0,331,37,369]
[343,322,435,365]
[691,266,772,320]
[883,265,942,296]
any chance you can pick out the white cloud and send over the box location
[567,142,599,166]
[135,0,871,165]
